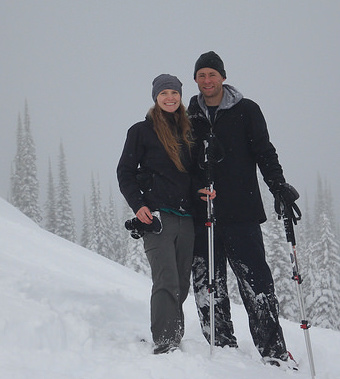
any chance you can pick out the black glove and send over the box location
[272,183,302,224]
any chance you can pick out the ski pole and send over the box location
[205,182,215,355]
[202,135,217,355]
[202,132,224,355]
[283,212,316,379]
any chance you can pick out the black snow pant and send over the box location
[143,211,194,347]
[192,221,288,360]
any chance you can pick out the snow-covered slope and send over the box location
[0,197,339,379]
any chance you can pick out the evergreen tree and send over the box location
[87,175,100,253]
[9,163,15,204]
[309,176,340,330]
[10,114,24,208]
[95,180,111,258]
[325,180,338,239]
[310,212,340,329]
[106,189,125,264]
[11,102,41,223]
[44,158,57,233]
[313,174,325,239]
[118,201,130,266]
[121,202,150,276]
[265,207,297,321]
[21,101,41,223]
[55,142,76,242]
[258,177,297,320]
[87,176,110,257]
[300,194,315,318]
[80,196,90,249]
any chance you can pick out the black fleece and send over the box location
[117,116,194,215]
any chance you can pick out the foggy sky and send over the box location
[1,0,339,228]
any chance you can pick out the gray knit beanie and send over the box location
[152,74,182,102]
[194,51,226,79]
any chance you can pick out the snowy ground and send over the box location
[0,198,339,379]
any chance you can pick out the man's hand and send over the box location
[198,188,216,202]
[273,183,299,216]
[136,206,153,224]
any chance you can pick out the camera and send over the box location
[125,211,162,239]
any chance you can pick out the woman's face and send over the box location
[156,89,181,113]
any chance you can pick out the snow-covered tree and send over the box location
[313,174,325,242]
[121,202,150,276]
[10,114,24,208]
[87,175,101,253]
[11,102,41,223]
[105,189,125,264]
[324,180,338,240]
[44,158,57,233]
[87,176,110,258]
[304,176,340,330]
[265,206,297,321]
[55,142,76,242]
[80,196,90,249]
[299,194,315,318]
[256,177,297,320]
[309,213,340,329]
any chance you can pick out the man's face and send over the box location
[195,68,225,105]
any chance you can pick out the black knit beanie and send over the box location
[194,51,226,79]
[152,74,182,102]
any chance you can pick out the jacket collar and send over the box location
[197,84,243,115]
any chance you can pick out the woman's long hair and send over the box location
[149,102,193,172]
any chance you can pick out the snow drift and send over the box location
[0,197,339,379]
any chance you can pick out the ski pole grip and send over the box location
[283,216,296,245]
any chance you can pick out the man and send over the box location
[189,51,299,369]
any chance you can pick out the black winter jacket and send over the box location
[117,116,194,215]
[188,85,285,225]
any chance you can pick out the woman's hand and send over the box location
[198,188,216,201]
[136,206,153,224]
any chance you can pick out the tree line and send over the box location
[8,102,340,331]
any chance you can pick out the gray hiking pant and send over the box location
[143,211,194,347]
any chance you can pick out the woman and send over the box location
[117,74,195,354]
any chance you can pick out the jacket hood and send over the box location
[197,84,243,113]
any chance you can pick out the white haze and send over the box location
[1,196,340,379]
[1,1,340,228]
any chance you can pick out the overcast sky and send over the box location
[1,0,339,228]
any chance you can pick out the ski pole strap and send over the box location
[286,202,302,225]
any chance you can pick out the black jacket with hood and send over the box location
[188,84,285,225]
[117,115,194,215]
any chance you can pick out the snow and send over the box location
[0,198,339,379]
